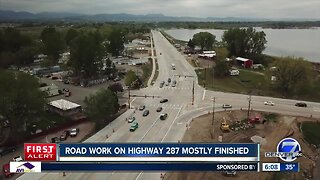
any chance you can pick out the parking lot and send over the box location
[0,121,94,179]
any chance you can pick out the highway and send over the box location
[18,30,320,180]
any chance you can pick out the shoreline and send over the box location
[163,28,320,63]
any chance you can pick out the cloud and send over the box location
[0,0,319,19]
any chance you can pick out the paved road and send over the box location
[18,30,320,180]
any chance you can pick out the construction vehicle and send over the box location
[220,118,230,131]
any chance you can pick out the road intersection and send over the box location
[19,30,320,180]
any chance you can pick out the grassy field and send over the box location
[151,58,159,85]
[196,68,277,95]
[301,121,320,147]
[141,59,153,87]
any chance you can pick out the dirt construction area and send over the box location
[165,110,320,180]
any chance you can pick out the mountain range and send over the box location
[0,10,271,22]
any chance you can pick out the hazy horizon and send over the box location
[0,0,320,20]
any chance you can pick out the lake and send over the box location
[165,28,320,62]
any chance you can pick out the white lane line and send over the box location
[161,106,183,142]
[202,89,206,100]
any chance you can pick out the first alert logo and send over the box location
[24,143,57,161]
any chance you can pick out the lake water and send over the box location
[165,28,320,62]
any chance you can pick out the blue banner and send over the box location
[42,162,259,171]
[59,143,259,157]
[280,163,299,172]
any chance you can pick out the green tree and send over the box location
[214,59,229,78]
[107,28,125,56]
[125,70,138,87]
[215,47,229,61]
[187,39,195,49]
[222,27,267,58]
[271,57,313,95]
[65,28,79,46]
[41,27,65,61]
[84,89,119,128]
[70,32,104,77]
[192,32,216,50]
[0,70,46,143]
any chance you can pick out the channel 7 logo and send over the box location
[265,138,302,162]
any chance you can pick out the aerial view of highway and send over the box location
[1,1,320,180]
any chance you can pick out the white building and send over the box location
[48,99,82,116]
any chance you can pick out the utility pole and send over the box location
[128,87,131,109]
[211,97,215,125]
[192,80,195,105]
[247,95,252,120]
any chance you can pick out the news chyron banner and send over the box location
[58,143,259,162]
[13,143,260,172]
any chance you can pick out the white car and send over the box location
[13,155,23,162]
[222,104,232,109]
[128,117,135,123]
[264,101,275,106]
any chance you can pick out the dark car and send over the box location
[64,130,70,137]
[0,146,16,157]
[160,81,165,88]
[139,105,146,111]
[160,113,168,120]
[143,110,149,117]
[156,107,163,112]
[168,78,171,83]
[51,137,60,143]
[60,134,67,141]
[295,102,307,107]
[160,99,168,103]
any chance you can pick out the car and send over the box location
[0,146,16,156]
[160,99,168,103]
[168,78,171,83]
[172,80,177,87]
[222,104,232,109]
[60,134,67,141]
[128,117,136,123]
[13,155,23,162]
[130,122,139,132]
[295,102,307,107]
[139,105,145,111]
[160,113,168,120]
[156,107,163,112]
[70,128,79,137]
[2,163,12,177]
[264,101,275,106]
[165,81,170,86]
[51,137,60,143]
[143,110,149,117]
[160,82,164,88]
[64,130,70,137]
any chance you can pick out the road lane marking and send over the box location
[202,89,206,100]
[161,106,183,142]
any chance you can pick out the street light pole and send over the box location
[247,95,252,120]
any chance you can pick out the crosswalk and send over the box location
[144,103,182,110]
[157,87,192,90]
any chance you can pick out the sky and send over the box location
[1,0,320,19]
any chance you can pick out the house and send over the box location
[40,83,60,97]
[230,69,240,76]
[48,99,82,117]
[236,57,253,68]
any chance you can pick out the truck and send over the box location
[171,64,176,70]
